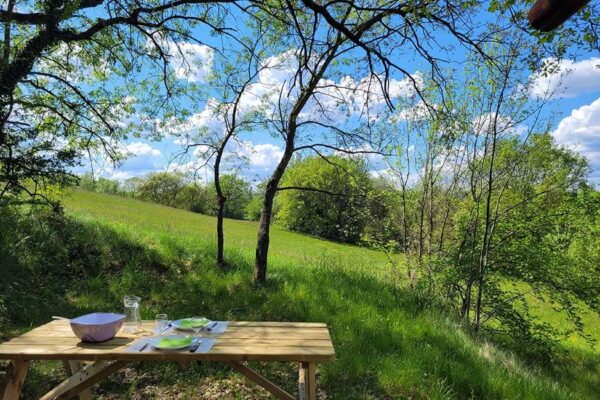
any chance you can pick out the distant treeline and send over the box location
[78,172,259,221]
[77,156,389,245]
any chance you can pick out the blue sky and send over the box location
[74,10,600,185]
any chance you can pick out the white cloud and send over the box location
[166,159,211,182]
[166,140,284,181]
[530,57,600,99]
[145,39,214,83]
[108,171,135,181]
[392,101,431,122]
[166,49,422,146]
[84,140,164,180]
[552,98,600,174]
[169,42,213,82]
[39,43,111,83]
[237,142,284,170]
[170,41,213,82]
[126,142,161,157]
[162,98,223,138]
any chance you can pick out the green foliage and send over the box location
[137,172,186,207]
[176,183,210,214]
[75,172,256,221]
[1,192,598,399]
[244,181,267,221]
[205,174,253,219]
[440,133,595,355]
[78,173,123,196]
[277,156,372,243]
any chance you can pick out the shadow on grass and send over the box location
[1,208,597,399]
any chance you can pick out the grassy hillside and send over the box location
[2,190,598,399]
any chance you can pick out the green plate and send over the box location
[172,317,211,331]
[150,335,192,350]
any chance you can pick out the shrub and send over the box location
[277,156,372,243]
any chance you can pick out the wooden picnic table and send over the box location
[0,320,335,400]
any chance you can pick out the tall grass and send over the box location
[0,190,597,399]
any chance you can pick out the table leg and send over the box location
[0,360,29,400]
[226,361,295,400]
[40,360,127,400]
[63,361,93,400]
[298,362,316,400]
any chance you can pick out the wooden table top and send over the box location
[0,320,335,362]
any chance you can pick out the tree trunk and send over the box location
[254,180,278,284]
[214,143,227,269]
[216,194,226,267]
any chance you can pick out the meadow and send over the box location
[0,190,598,399]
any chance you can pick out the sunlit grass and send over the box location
[3,190,597,399]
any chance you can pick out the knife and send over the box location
[189,338,202,352]
[160,322,173,334]
[206,322,218,331]
[139,342,149,352]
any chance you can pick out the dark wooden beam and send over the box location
[528,0,590,32]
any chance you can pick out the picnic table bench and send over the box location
[0,320,335,400]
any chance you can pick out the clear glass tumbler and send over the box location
[154,314,168,335]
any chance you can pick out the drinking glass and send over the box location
[190,317,204,339]
[154,314,168,335]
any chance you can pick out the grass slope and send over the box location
[3,190,598,399]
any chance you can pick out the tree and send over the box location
[277,156,371,243]
[250,0,529,284]
[170,32,267,268]
[137,172,185,207]
[218,174,253,220]
[177,183,210,214]
[377,37,598,348]
[0,0,233,202]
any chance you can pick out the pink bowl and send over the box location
[69,313,126,342]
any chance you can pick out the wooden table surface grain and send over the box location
[0,320,336,362]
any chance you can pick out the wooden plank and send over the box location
[5,337,136,346]
[299,362,316,400]
[0,351,334,363]
[299,363,307,400]
[226,361,295,400]
[40,360,127,400]
[208,339,333,347]
[0,343,334,362]
[18,330,332,341]
[227,321,327,328]
[209,345,334,355]
[0,360,29,400]
[0,346,78,357]
[5,337,334,348]
[306,362,316,400]
[33,320,326,329]
[25,325,329,335]
[11,327,332,338]
[63,361,93,400]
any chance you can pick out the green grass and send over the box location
[1,190,598,399]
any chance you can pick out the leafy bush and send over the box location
[137,172,186,207]
[277,156,372,243]
[204,174,253,220]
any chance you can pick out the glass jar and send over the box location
[123,295,142,333]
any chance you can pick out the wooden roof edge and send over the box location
[528,0,590,32]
